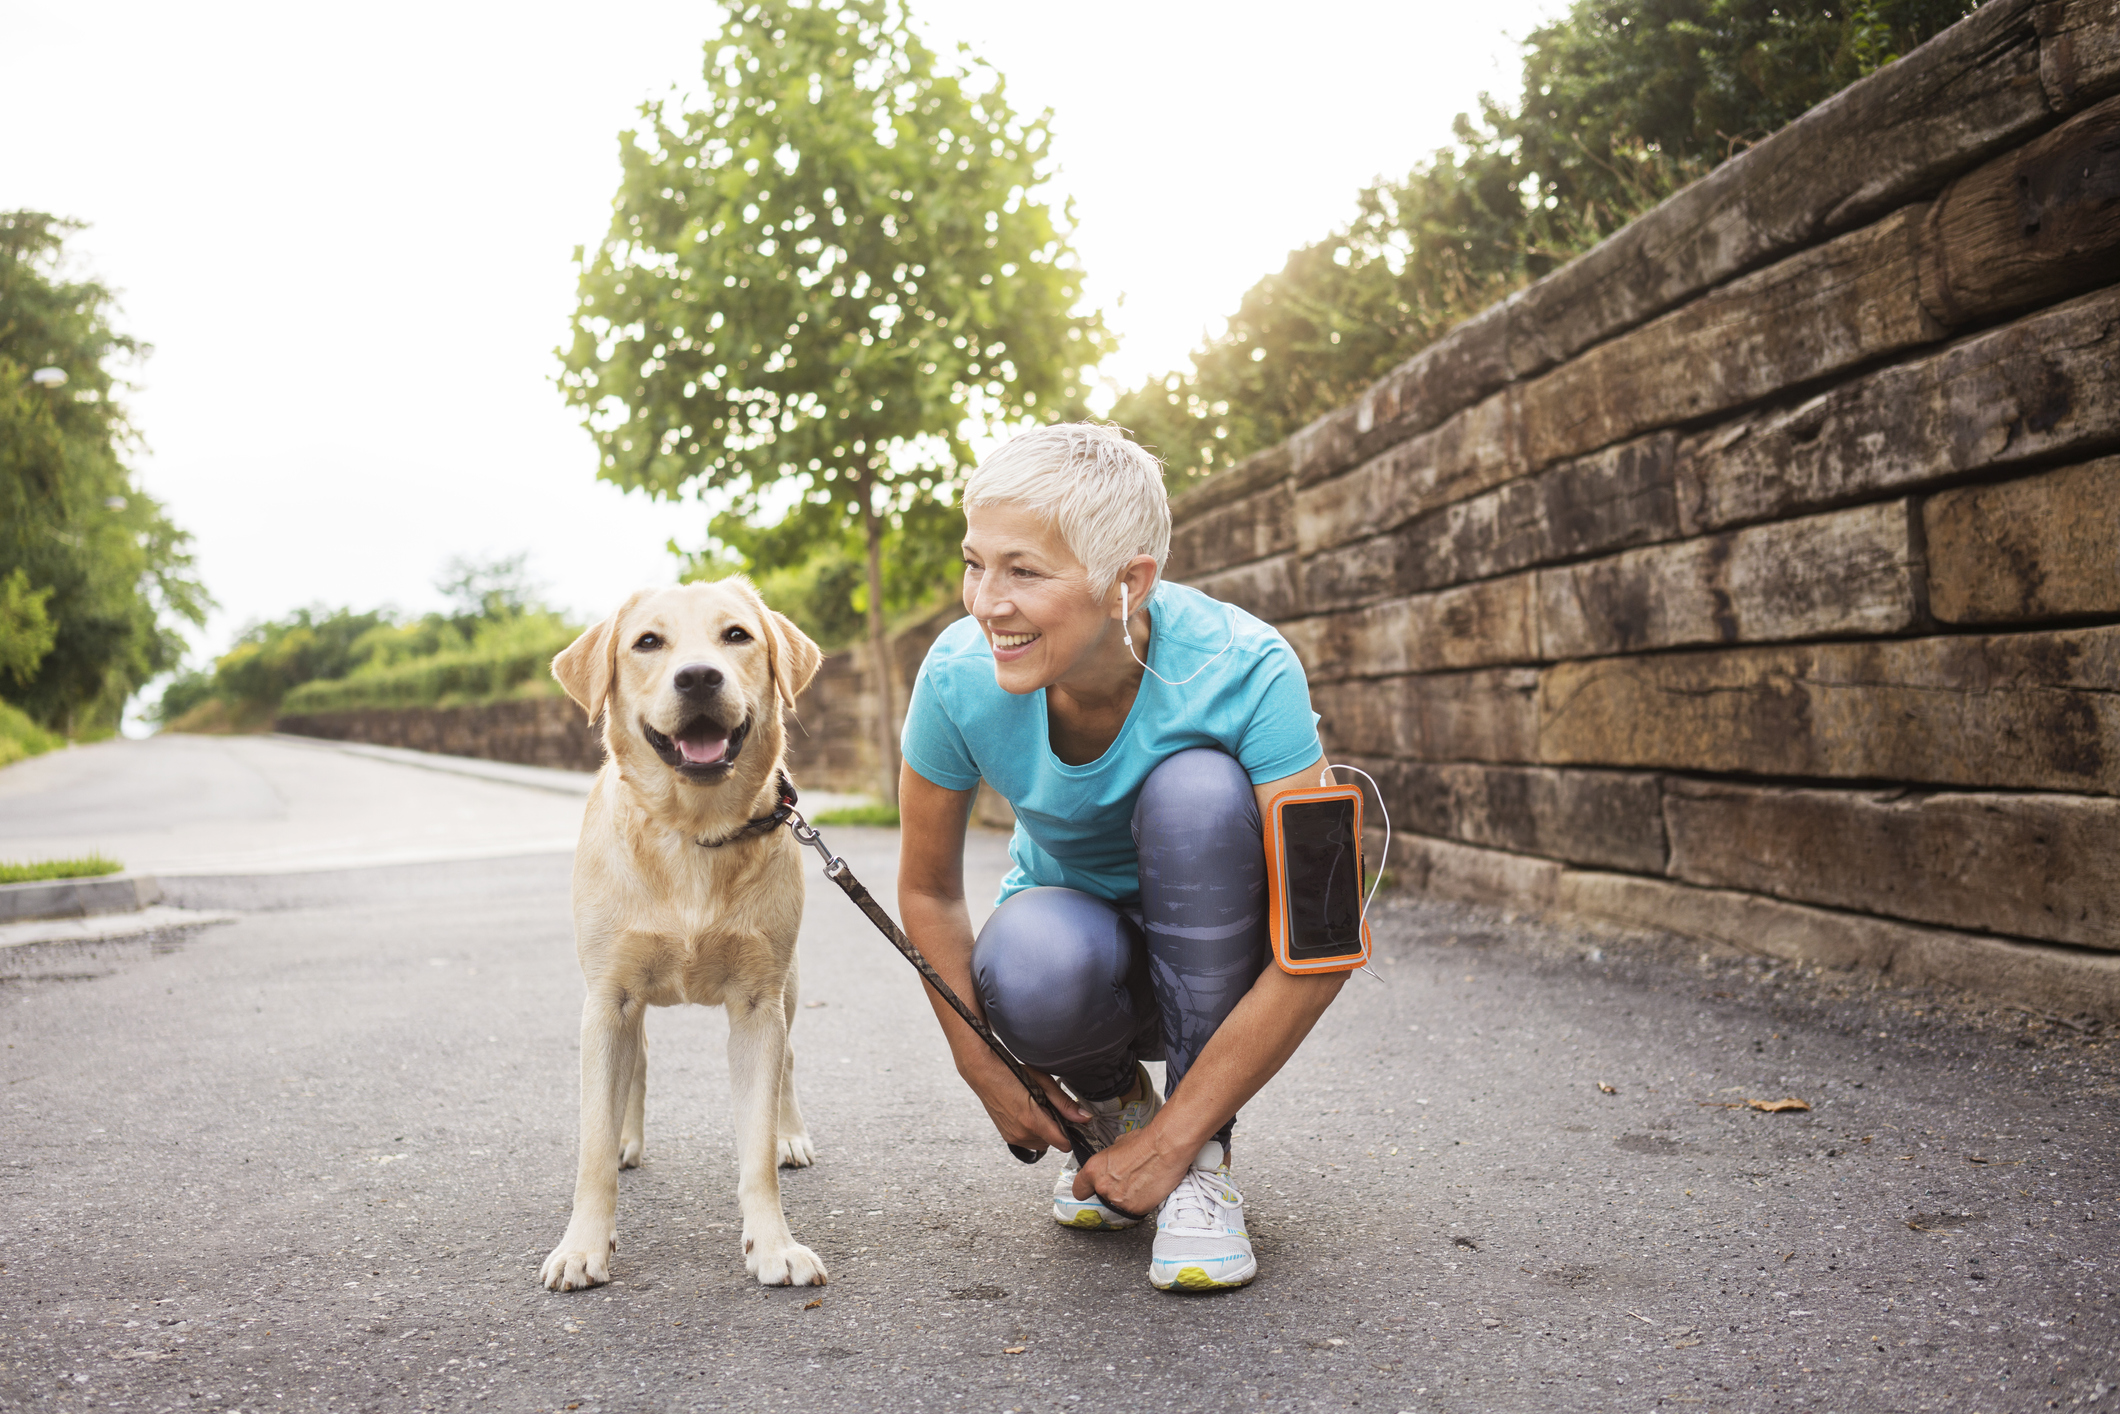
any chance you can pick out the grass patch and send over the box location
[0,854,123,884]
[811,802,901,828]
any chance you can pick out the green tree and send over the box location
[0,212,208,736]
[1116,0,1977,483]
[0,568,57,686]
[560,0,1106,798]
[435,552,544,639]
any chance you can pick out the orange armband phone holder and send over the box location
[1263,783,1373,975]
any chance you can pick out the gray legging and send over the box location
[970,748,1267,1148]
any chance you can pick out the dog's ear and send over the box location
[552,590,650,722]
[763,608,823,712]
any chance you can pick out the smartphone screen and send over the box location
[1279,797,1363,960]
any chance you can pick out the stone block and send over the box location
[1924,455,2120,622]
[1536,627,2120,794]
[1663,779,2119,949]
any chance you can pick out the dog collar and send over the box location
[693,771,799,849]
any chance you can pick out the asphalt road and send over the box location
[2,751,2116,1413]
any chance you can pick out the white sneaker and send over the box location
[1052,1063,1162,1230]
[1148,1139,1255,1291]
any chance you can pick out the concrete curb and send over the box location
[0,873,162,924]
[0,904,238,951]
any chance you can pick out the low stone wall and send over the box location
[1163,0,2120,1016]
[277,698,604,773]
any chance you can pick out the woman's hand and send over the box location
[1073,1123,1193,1217]
[954,1040,1089,1156]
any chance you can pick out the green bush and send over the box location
[280,614,577,714]
[0,696,60,767]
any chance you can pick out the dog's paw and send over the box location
[618,1137,643,1170]
[744,1235,828,1288]
[540,1231,616,1292]
[776,1133,816,1168]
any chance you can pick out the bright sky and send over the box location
[5,0,1562,716]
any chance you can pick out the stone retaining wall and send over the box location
[277,698,606,773]
[1165,0,2120,1016]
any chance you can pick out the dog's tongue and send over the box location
[676,728,729,765]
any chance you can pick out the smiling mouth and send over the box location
[991,631,1040,650]
[642,715,749,780]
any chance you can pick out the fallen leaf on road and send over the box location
[802,1298,823,1310]
[1003,1345,1026,1355]
[1597,1082,1616,1094]
[1747,1097,1810,1113]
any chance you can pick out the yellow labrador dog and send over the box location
[540,578,826,1292]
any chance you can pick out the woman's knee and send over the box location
[1133,747,1258,842]
[971,888,1141,1069]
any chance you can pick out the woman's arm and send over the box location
[1075,757,1348,1213]
[897,763,1091,1153]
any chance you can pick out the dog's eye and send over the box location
[632,633,663,651]
[722,626,752,644]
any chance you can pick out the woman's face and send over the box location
[960,500,1118,695]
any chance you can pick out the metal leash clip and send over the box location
[786,810,842,874]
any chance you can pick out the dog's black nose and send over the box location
[673,663,724,695]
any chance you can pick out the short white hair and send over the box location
[962,423,1170,596]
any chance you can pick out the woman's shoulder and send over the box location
[1154,583,1295,663]
[911,613,998,705]
[922,612,991,665]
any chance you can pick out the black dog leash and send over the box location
[702,785,1141,1219]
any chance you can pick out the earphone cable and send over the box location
[1321,762,1392,929]
[1121,582,1237,688]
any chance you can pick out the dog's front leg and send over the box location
[776,952,815,1168]
[727,993,826,1286]
[541,990,641,1291]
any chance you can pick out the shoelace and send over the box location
[1161,1165,1230,1230]
[1072,1096,1153,1158]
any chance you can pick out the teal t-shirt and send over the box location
[900,582,1324,906]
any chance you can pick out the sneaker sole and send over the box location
[1151,1258,1257,1291]
[1053,1199,1141,1231]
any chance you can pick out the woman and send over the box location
[897,422,1346,1292]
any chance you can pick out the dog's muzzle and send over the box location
[643,714,750,782]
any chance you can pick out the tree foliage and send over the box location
[679,493,965,649]
[1116,0,1979,485]
[0,212,208,736]
[560,0,1103,522]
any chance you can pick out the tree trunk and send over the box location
[858,477,901,807]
